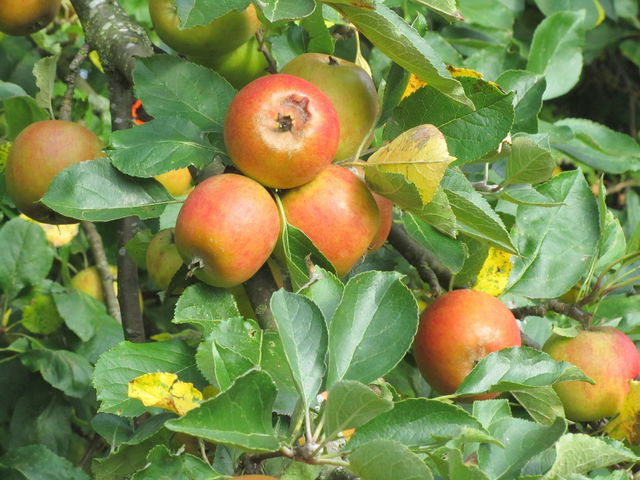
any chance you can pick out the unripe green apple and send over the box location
[224,74,340,189]
[155,167,193,196]
[281,165,380,277]
[146,228,184,290]
[281,53,379,161]
[174,174,280,288]
[149,0,260,57]
[190,36,268,89]
[369,192,393,253]
[5,120,105,224]
[543,327,640,422]
[70,266,116,304]
[0,0,61,36]
[413,289,521,400]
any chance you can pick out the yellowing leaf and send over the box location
[473,248,513,297]
[128,372,203,416]
[605,381,640,444]
[19,214,79,247]
[0,141,11,171]
[446,65,484,78]
[354,31,373,78]
[593,0,605,26]
[401,74,428,100]
[89,50,104,73]
[364,124,454,205]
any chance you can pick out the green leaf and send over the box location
[21,348,93,398]
[0,444,89,480]
[473,398,512,429]
[433,446,490,480]
[173,284,242,335]
[33,55,57,117]
[620,39,640,68]
[552,118,640,174]
[387,76,514,165]
[542,434,639,479]
[512,386,565,425]
[324,380,393,440]
[365,168,423,210]
[404,212,465,273]
[301,5,335,54]
[2,96,49,140]
[507,170,600,298]
[527,11,586,100]
[478,416,566,480]
[411,0,463,21]
[259,0,316,22]
[455,346,592,396]
[260,330,299,415]
[327,2,472,108]
[130,444,222,479]
[326,271,419,388]
[503,136,556,185]
[595,210,626,273]
[347,398,485,450]
[0,81,27,99]
[42,158,173,222]
[166,370,280,452]
[0,217,53,299]
[134,55,236,132]
[270,290,327,409]
[458,0,515,29]
[442,168,516,253]
[300,267,344,325]
[407,187,458,237]
[21,295,64,335]
[110,118,220,178]
[496,70,546,134]
[94,340,204,417]
[348,439,435,480]
[53,289,115,342]
[175,0,251,28]
[534,0,605,29]
[499,184,566,207]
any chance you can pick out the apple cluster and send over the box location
[174,54,394,288]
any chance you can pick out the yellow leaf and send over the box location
[128,372,203,416]
[473,248,513,297]
[401,74,428,100]
[605,381,640,444]
[364,124,454,205]
[19,214,79,247]
[89,50,104,73]
[593,0,605,26]
[446,65,483,78]
[0,141,11,171]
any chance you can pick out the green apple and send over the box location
[146,228,184,290]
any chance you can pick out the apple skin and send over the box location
[146,229,184,290]
[0,0,61,36]
[5,120,104,224]
[369,192,393,253]
[155,168,192,196]
[224,73,339,189]
[413,289,521,400]
[281,165,380,277]
[281,53,379,161]
[70,266,117,304]
[149,0,260,57]
[543,327,640,422]
[174,174,280,288]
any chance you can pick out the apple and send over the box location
[174,173,280,288]
[0,0,61,36]
[155,167,192,196]
[280,165,380,277]
[543,327,640,422]
[224,73,339,189]
[190,36,268,89]
[369,192,393,253]
[5,120,105,224]
[149,0,260,57]
[413,289,521,400]
[280,53,379,161]
[70,266,117,304]
[146,228,184,290]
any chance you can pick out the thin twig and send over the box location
[511,300,592,329]
[59,43,90,121]
[255,30,277,74]
[244,263,278,330]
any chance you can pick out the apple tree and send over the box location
[1,0,640,479]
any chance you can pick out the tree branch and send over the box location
[59,43,90,121]
[511,299,592,329]
[244,263,278,330]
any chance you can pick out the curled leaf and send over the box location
[128,372,203,416]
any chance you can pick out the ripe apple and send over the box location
[5,120,104,224]
[155,168,192,196]
[190,37,268,89]
[224,73,339,189]
[280,53,379,161]
[543,327,640,422]
[280,165,380,277]
[413,289,521,400]
[0,0,61,36]
[369,192,393,253]
[174,174,280,288]
[149,0,260,57]
[146,228,184,290]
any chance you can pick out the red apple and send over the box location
[5,120,105,224]
[543,327,640,422]
[224,73,340,189]
[149,0,260,57]
[174,174,280,288]
[281,53,379,161]
[280,165,380,277]
[369,192,393,253]
[0,0,61,36]
[413,289,521,400]
[146,228,184,290]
